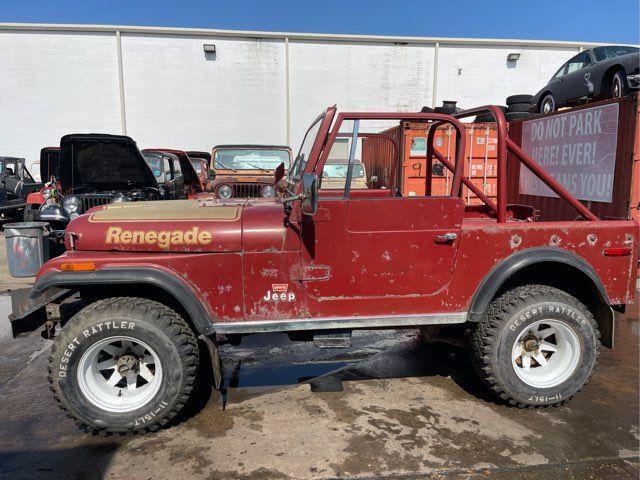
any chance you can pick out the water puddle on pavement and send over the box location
[214,330,419,405]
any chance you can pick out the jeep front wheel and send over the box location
[471,285,599,407]
[48,297,199,435]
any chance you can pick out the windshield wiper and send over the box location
[215,161,236,172]
[243,162,270,173]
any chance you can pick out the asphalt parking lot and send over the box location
[0,236,638,479]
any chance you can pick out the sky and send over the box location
[1,0,639,44]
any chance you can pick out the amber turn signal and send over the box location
[60,262,96,272]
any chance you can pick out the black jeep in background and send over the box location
[0,157,41,220]
[38,134,162,232]
[532,45,640,113]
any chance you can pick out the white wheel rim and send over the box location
[613,77,621,98]
[77,336,163,413]
[543,97,554,113]
[511,319,581,388]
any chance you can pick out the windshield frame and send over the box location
[213,148,291,171]
[287,111,328,185]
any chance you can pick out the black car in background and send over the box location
[532,45,640,113]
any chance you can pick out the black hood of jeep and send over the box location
[59,134,158,193]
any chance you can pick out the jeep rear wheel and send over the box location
[48,297,199,435]
[471,285,600,407]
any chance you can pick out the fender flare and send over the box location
[468,247,611,319]
[30,267,215,335]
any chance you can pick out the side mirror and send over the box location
[274,162,285,184]
[368,175,379,183]
[209,170,216,181]
[301,173,318,216]
[163,172,171,183]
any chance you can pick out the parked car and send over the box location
[24,147,61,221]
[143,149,204,197]
[0,157,41,220]
[532,45,640,113]
[38,134,162,234]
[210,144,292,198]
[142,150,186,200]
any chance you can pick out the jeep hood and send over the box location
[68,200,246,253]
[59,134,158,192]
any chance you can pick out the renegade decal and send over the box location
[263,283,296,302]
[106,226,212,248]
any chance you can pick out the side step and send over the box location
[313,330,352,349]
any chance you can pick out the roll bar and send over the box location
[453,106,597,222]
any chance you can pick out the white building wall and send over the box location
[435,44,578,108]
[0,30,121,170]
[121,34,287,151]
[0,25,588,174]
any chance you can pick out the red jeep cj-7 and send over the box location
[12,106,638,435]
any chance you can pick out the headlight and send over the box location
[261,185,276,198]
[217,184,233,199]
[61,195,81,214]
[110,194,131,204]
[42,188,52,200]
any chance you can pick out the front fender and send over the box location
[29,267,215,335]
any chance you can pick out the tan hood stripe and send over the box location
[89,200,240,222]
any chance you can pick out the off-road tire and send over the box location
[48,297,199,435]
[471,285,600,408]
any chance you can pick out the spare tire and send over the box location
[474,113,495,123]
[506,94,533,105]
[506,103,532,113]
[505,112,531,121]
[434,106,456,114]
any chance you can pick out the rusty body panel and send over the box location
[30,106,638,334]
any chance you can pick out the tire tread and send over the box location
[47,297,199,436]
[470,284,600,408]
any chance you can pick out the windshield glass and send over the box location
[323,163,365,178]
[190,160,203,174]
[214,149,290,171]
[288,114,325,182]
[593,46,639,62]
[143,153,164,178]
